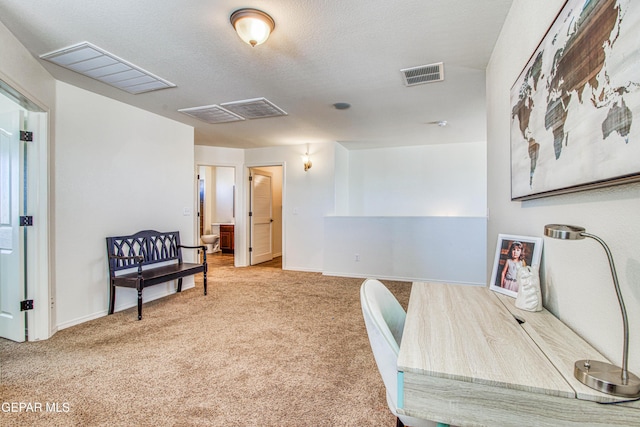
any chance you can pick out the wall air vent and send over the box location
[221,98,287,119]
[400,62,444,86]
[178,105,245,124]
[40,42,176,94]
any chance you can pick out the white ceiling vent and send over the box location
[178,98,286,124]
[178,105,245,124]
[40,42,176,94]
[221,98,287,119]
[400,62,444,86]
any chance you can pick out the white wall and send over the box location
[487,0,640,373]
[347,142,487,216]
[215,167,235,224]
[245,143,336,272]
[196,143,333,271]
[325,142,488,281]
[55,82,195,328]
[198,141,488,277]
[198,166,214,232]
[324,216,486,284]
[334,143,350,215]
[0,22,55,111]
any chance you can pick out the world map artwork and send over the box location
[510,0,640,200]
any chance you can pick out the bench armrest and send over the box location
[177,244,207,265]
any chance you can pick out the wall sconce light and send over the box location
[303,152,312,172]
[230,8,275,47]
[544,224,640,397]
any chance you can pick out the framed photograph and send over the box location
[510,0,640,200]
[490,234,543,298]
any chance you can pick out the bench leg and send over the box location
[203,269,207,296]
[108,283,116,315]
[177,278,183,292]
[137,287,143,320]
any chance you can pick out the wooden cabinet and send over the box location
[220,224,234,253]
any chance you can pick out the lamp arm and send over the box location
[582,232,630,382]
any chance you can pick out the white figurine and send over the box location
[515,266,542,312]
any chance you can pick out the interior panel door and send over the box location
[250,170,273,265]
[0,111,26,342]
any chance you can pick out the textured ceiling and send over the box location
[0,0,514,149]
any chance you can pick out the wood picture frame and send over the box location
[490,234,543,298]
[510,0,640,200]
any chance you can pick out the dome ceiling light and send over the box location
[230,8,275,47]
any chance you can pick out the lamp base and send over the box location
[574,360,640,398]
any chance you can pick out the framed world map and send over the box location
[510,0,640,200]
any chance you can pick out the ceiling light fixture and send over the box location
[230,8,275,47]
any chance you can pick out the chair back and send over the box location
[360,278,406,411]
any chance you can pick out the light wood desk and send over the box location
[397,282,640,426]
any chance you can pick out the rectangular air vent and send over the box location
[221,98,287,119]
[179,98,286,124]
[178,105,245,124]
[40,42,176,94]
[400,62,444,86]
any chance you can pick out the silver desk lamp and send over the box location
[544,224,640,398]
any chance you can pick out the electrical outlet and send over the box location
[355,254,360,262]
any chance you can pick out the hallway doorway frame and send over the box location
[244,162,285,269]
[194,163,237,266]
[0,76,51,342]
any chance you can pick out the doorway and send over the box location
[197,165,235,265]
[0,79,49,342]
[249,166,283,267]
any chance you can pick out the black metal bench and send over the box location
[106,230,207,320]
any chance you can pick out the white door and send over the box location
[250,170,273,265]
[0,111,26,342]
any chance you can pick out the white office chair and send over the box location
[360,278,447,427]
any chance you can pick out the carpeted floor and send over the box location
[0,253,413,426]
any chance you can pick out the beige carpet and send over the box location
[0,253,413,426]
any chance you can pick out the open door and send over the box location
[250,169,273,265]
[0,111,26,342]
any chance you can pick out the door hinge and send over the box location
[20,299,34,311]
[249,212,253,217]
[249,175,253,182]
[249,247,252,252]
[19,216,33,226]
[20,131,33,142]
